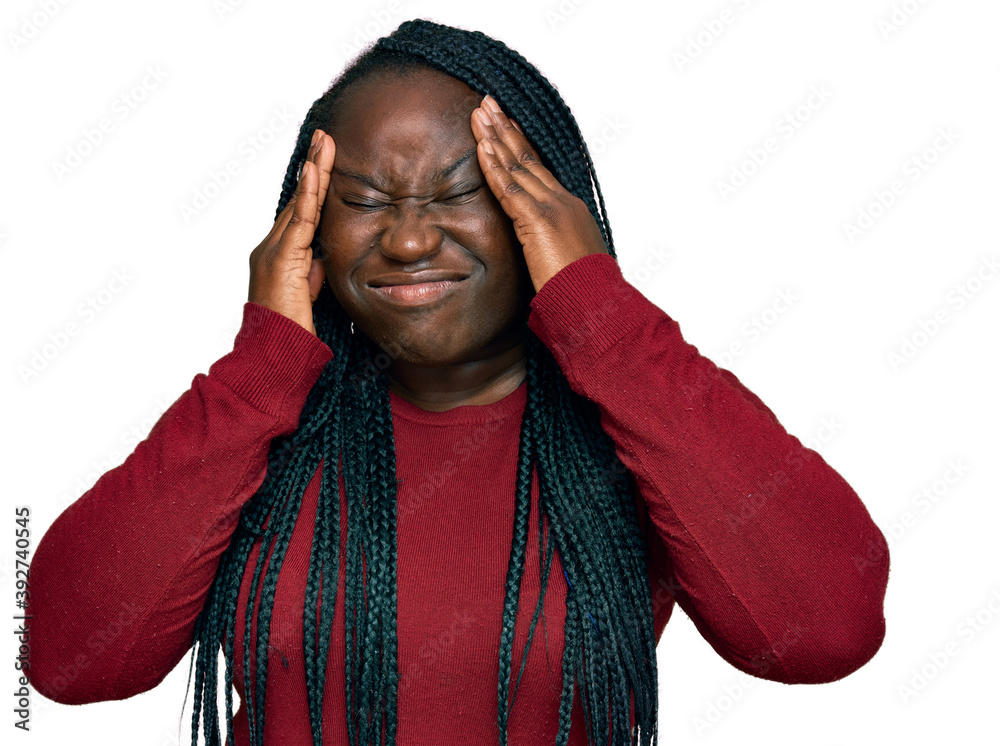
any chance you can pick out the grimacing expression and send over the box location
[314,66,533,367]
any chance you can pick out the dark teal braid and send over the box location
[186,18,657,746]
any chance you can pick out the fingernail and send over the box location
[483,95,501,113]
[476,108,492,127]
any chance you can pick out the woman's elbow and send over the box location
[781,521,891,683]
[23,599,144,705]
[24,644,106,705]
[780,610,887,684]
[751,560,890,685]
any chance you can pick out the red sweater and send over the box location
[26,253,889,744]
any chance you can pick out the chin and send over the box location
[359,326,469,368]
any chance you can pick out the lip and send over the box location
[369,279,465,306]
[368,269,469,287]
[366,269,470,307]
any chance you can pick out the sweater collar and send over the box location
[388,377,527,426]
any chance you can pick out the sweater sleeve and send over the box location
[25,302,334,704]
[526,253,890,685]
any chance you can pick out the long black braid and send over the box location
[187,18,658,746]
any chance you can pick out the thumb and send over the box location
[308,258,327,303]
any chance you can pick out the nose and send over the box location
[379,200,444,263]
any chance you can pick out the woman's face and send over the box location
[315,65,533,367]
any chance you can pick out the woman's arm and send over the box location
[25,303,333,704]
[527,253,890,684]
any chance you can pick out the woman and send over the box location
[25,18,890,746]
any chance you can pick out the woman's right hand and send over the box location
[248,129,335,337]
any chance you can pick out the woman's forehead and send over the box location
[331,66,480,133]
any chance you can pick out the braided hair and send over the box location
[187,18,658,746]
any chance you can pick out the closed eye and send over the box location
[342,185,484,211]
[440,185,484,204]
[342,199,384,211]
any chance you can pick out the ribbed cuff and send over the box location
[207,303,334,424]
[527,253,652,373]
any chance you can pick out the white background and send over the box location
[3,0,999,744]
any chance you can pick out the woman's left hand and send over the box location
[470,94,608,293]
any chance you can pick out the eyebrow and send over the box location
[333,148,479,194]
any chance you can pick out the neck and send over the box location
[386,337,528,412]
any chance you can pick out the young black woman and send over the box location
[26,19,889,746]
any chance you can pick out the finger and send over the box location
[282,158,320,253]
[477,96,564,194]
[260,130,323,247]
[473,107,553,209]
[311,129,335,224]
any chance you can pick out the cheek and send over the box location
[316,238,359,313]
[480,207,521,266]
[458,197,519,258]
[317,207,371,271]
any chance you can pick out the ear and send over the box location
[308,257,327,303]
